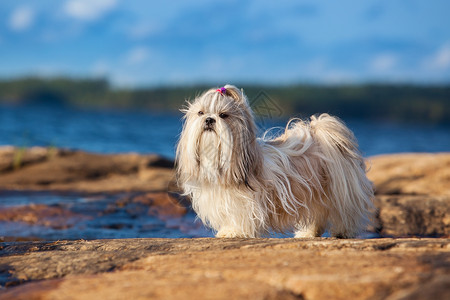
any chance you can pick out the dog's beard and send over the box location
[176,86,263,190]
[197,121,234,183]
[177,113,236,184]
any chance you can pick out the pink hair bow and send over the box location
[216,87,227,94]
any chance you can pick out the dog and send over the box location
[176,85,374,238]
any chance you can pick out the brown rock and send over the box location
[115,192,187,220]
[0,147,175,193]
[367,153,450,196]
[0,146,61,172]
[0,238,449,299]
[375,195,450,237]
[134,192,187,219]
[0,204,90,229]
[367,153,450,237]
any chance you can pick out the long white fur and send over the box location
[176,85,374,238]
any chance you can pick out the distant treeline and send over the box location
[1,77,449,124]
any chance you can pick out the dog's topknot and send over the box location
[223,84,246,104]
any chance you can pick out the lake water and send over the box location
[1,104,449,158]
[0,103,449,240]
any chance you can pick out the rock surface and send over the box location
[0,146,176,193]
[1,147,448,197]
[0,204,90,229]
[374,195,450,237]
[0,238,449,300]
[367,153,450,237]
[367,153,450,197]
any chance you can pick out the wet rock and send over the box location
[0,204,90,229]
[0,238,449,299]
[0,237,42,243]
[115,192,187,220]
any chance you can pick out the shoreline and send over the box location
[1,146,449,298]
[0,147,449,239]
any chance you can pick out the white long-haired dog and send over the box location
[176,85,374,238]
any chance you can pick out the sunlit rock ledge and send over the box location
[0,146,176,193]
[1,238,449,300]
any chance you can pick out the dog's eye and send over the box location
[219,113,229,119]
[198,111,204,115]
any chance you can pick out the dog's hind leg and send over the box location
[294,212,328,238]
[328,213,361,238]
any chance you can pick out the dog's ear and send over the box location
[223,85,248,104]
[179,100,192,115]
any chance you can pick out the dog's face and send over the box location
[177,85,260,186]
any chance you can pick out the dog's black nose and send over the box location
[205,117,216,126]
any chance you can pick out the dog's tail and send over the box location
[310,113,374,237]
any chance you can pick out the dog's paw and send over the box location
[216,227,245,238]
[294,228,318,238]
[294,232,315,238]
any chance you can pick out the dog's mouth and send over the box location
[203,125,215,132]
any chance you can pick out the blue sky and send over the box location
[0,0,449,86]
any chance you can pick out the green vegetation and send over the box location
[0,77,449,124]
[12,147,26,170]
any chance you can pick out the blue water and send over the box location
[1,103,449,158]
[0,103,449,240]
[0,191,212,240]
[0,104,181,157]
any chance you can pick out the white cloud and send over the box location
[125,47,150,65]
[64,0,117,21]
[9,6,35,31]
[423,43,450,70]
[370,53,397,72]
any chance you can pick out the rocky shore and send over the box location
[0,146,449,299]
[0,146,176,193]
[1,238,449,300]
